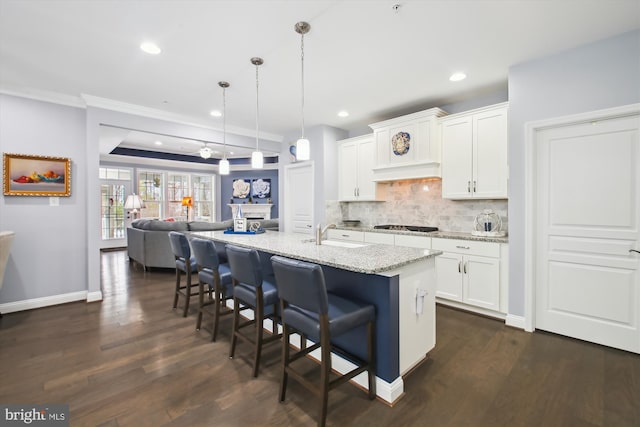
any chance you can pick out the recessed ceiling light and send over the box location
[338,111,349,118]
[140,42,161,55]
[154,140,163,146]
[449,72,467,82]
[210,110,222,117]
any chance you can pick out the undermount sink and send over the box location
[318,240,368,249]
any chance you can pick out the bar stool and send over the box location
[271,255,376,427]
[190,238,234,341]
[226,244,281,377]
[168,231,199,317]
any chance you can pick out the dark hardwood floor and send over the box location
[0,250,638,426]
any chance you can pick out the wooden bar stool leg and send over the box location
[173,269,181,309]
[279,323,290,402]
[319,330,331,427]
[368,321,376,400]
[212,287,221,342]
[182,270,191,317]
[229,296,240,359]
[253,300,264,378]
[196,280,205,330]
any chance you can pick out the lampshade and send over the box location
[181,196,193,207]
[124,194,144,211]
[251,151,264,169]
[296,138,310,161]
[219,158,230,175]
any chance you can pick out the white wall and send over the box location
[0,95,88,304]
[507,30,640,316]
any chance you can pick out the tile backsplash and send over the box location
[326,178,508,233]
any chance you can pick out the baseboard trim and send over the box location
[505,314,526,330]
[86,291,103,302]
[0,291,89,314]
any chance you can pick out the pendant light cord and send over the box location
[222,85,227,160]
[255,63,260,151]
[300,31,305,139]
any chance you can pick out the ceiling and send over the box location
[1,0,639,160]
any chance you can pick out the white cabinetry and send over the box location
[364,232,395,245]
[432,238,505,313]
[369,108,448,181]
[337,134,378,201]
[327,229,365,242]
[440,102,508,199]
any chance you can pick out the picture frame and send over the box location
[251,178,271,199]
[3,153,71,197]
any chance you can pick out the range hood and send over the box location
[372,161,440,182]
[369,107,447,182]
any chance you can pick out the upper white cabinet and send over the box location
[440,102,508,199]
[337,134,378,201]
[369,108,448,181]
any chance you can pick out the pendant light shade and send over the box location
[295,21,311,161]
[218,81,230,175]
[251,57,264,169]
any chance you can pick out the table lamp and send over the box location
[124,194,145,220]
[181,196,193,221]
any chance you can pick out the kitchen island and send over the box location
[191,230,441,404]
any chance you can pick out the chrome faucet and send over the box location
[315,223,336,245]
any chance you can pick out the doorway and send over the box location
[284,162,314,234]
[526,104,640,353]
[100,167,133,249]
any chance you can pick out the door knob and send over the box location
[630,249,640,254]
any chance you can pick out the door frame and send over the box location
[283,161,314,233]
[524,103,640,332]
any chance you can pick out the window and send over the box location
[138,171,164,219]
[136,169,215,221]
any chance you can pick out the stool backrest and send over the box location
[271,255,328,315]
[190,238,220,272]
[226,244,263,288]
[168,231,190,260]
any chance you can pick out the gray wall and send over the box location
[0,94,88,303]
[507,30,640,316]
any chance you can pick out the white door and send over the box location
[534,112,640,353]
[100,180,131,249]
[284,162,314,234]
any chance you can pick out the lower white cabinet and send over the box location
[326,229,365,242]
[432,238,503,313]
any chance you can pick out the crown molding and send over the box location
[81,94,283,142]
[0,84,85,108]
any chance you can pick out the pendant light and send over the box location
[251,57,264,169]
[218,81,230,175]
[294,22,311,161]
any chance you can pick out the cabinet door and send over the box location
[356,137,377,200]
[463,255,500,310]
[441,117,473,199]
[435,252,463,301]
[338,142,358,201]
[364,232,394,245]
[473,108,508,198]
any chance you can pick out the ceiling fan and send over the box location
[198,143,213,159]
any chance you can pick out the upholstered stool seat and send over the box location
[190,238,234,341]
[168,231,200,317]
[271,255,376,427]
[226,244,281,378]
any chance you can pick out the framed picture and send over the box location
[3,153,71,196]
[232,179,250,199]
[251,178,271,199]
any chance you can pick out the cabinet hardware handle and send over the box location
[357,187,360,197]
[463,262,467,274]
[630,249,640,254]
[455,245,471,250]
[473,181,476,193]
[306,224,312,228]
[458,261,461,273]
[341,234,350,237]
[354,188,357,197]
[467,181,471,193]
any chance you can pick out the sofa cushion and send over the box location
[188,219,233,231]
[132,219,188,231]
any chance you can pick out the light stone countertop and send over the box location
[189,230,441,274]
[333,226,509,244]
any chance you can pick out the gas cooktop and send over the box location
[373,225,438,233]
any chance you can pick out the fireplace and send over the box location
[228,203,273,220]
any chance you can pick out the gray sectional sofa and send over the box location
[126,218,279,269]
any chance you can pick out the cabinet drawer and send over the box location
[364,232,394,245]
[327,229,365,242]
[395,234,431,249]
[431,238,499,258]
